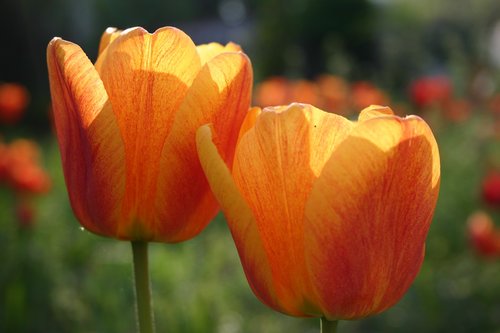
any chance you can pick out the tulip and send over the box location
[48,26,252,333]
[467,211,500,258]
[197,104,440,326]
[47,26,252,242]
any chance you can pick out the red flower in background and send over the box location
[467,211,500,258]
[481,171,500,206]
[0,139,51,194]
[409,75,452,109]
[0,83,30,124]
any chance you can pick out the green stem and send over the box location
[132,241,155,333]
[320,317,338,333]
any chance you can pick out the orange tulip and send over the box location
[197,103,440,319]
[47,26,252,242]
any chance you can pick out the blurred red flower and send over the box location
[442,98,471,123]
[16,199,36,229]
[0,83,30,124]
[481,171,500,206]
[409,75,452,109]
[0,139,51,194]
[467,211,500,258]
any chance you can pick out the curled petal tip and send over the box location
[104,27,119,33]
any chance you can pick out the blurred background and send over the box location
[1,0,500,332]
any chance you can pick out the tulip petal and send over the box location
[232,104,353,315]
[97,27,122,56]
[154,52,252,241]
[196,42,242,65]
[94,27,202,235]
[358,104,394,122]
[305,115,440,319]
[237,106,261,144]
[196,124,279,310]
[47,38,125,237]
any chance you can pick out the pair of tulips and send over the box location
[47,26,440,331]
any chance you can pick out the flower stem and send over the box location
[320,317,338,333]
[132,241,155,333]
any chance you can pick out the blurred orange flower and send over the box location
[316,74,350,115]
[47,26,252,242]
[289,80,319,106]
[197,104,440,319]
[467,211,500,258]
[350,81,389,110]
[0,83,30,124]
[254,76,289,107]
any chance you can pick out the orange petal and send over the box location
[236,107,261,145]
[97,27,122,56]
[196,124,279,310]
[358,104,394,122]
[47,38,125,237]
[153,52,252,242]
[232,103,353,316]
[305,114,440,319]
[196,42,242,65]
[94,27,202,236]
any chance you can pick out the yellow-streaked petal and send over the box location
[196,124,279,310]
[47,38,125,237]
[232,103,353,316]
[97,27,122,56]
[153,52,252,242]
[358,104,394,122]
[305,115,440,320]
[196,42,242,65]
[94,27,202,235]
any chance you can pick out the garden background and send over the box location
[1,0,500,332]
